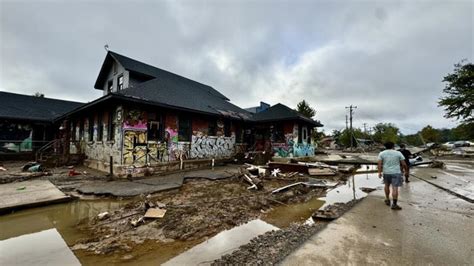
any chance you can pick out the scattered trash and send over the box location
[144,208,167,219]
[130,217,144,227]
[97,212,110,220]
[360,187,376,193]
[16,186,26,190]
[271,168,281,177]
[431,175,438,179]
[308,168,336,176]
[429,161,445,169]
[68,169,81,176]
[28,164,43,172]
[0,166,7,171]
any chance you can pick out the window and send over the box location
[302,127,307,143]
[107,80,113,93]
[273,124,285,143]
[79,119,84,140]
[224,120,231,137]
[97,113,103,141]
[117,75,124,91]
[235,124,243,143]
[298,124,302,144]
[148,121,162,140]
[178,115,191,141]
[107,111,115,141]
[71,121,76,141]
[88,116,94,141]
[208,119,217,136]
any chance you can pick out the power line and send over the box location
[345,105,357,150]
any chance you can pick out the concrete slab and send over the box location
[412,160,474,202]
[282,169,474,265]
[164,219,278,266]
[0,228,80,266]
[0,180,71,213]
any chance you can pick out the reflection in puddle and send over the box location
[319,173,382,207]
[0,228,81,265]
[262,197,325,228]
[163,219,278,266]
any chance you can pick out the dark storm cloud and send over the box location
[1,0,472,134]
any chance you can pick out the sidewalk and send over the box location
[281,166,474,265]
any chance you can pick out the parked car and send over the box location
[443,141,456,148]
[454,140,471,147]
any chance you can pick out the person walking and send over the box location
[398,144,412,182]
[378,141,408,210]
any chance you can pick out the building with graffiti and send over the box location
[251,103,323,158]
[37,50,324,175]
[0,91,83,158]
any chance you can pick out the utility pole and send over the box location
[345,105,357,150]
[345,115,348,130]
[363,123,367,134]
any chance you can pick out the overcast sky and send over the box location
[1,0,472,134]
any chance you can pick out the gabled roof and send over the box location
[115,78,252,120]
[0,91,84,122]
[94,51,229,100]
[252,103,323,126]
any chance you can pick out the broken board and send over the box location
[144,208,166,218]
[308,168,336,176]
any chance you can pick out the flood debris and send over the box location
[312,200,361,221]
[144,208,166,219]
[429,160,445,169]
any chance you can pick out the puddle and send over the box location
[319,173,382,207]
[0,228,81,265]
[262,196,325,228]
[163,219,278,265]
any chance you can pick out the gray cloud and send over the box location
[1,0,472,134]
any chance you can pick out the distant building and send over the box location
[245,102,270,114]
[0,92,82,156]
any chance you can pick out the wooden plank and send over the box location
[308,168,336,176]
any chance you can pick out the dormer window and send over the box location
[117,75,124,91]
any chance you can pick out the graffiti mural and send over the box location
[122,130,147,165]
[272,133,295,157]
[123,110,147,129]
[190,135,235,158]
[294,143,315,157]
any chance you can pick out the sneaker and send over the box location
[405,179,410,183]
[391,204,402,210]
[384,199,391,206]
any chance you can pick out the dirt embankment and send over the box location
[72,176,327,255]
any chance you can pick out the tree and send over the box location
[337,128,369,147]
[296,100,316,118]
[439,60,474,123]
[33,92,44,97]
[452,122,474,140]
[372,123,400,144]
[420,125,441,143]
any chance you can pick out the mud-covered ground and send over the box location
[71,175,329,256]
[213,199,361,265]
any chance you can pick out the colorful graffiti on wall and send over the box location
[272,133,295,157]
[122,130,147,165]
[123,110,147,129]
[294,143,315,157]
[190,135,235,158]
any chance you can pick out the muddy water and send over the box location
[262,197,325,228]
[320,172,382,207]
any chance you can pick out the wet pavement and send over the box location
[282,163,474,265]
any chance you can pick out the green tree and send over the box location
[372,123,400,144]
[452,122,474,140]
[338,128,369,147]
[439,60,474,124]
[420,125,441,143]
[296,100,316,118]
